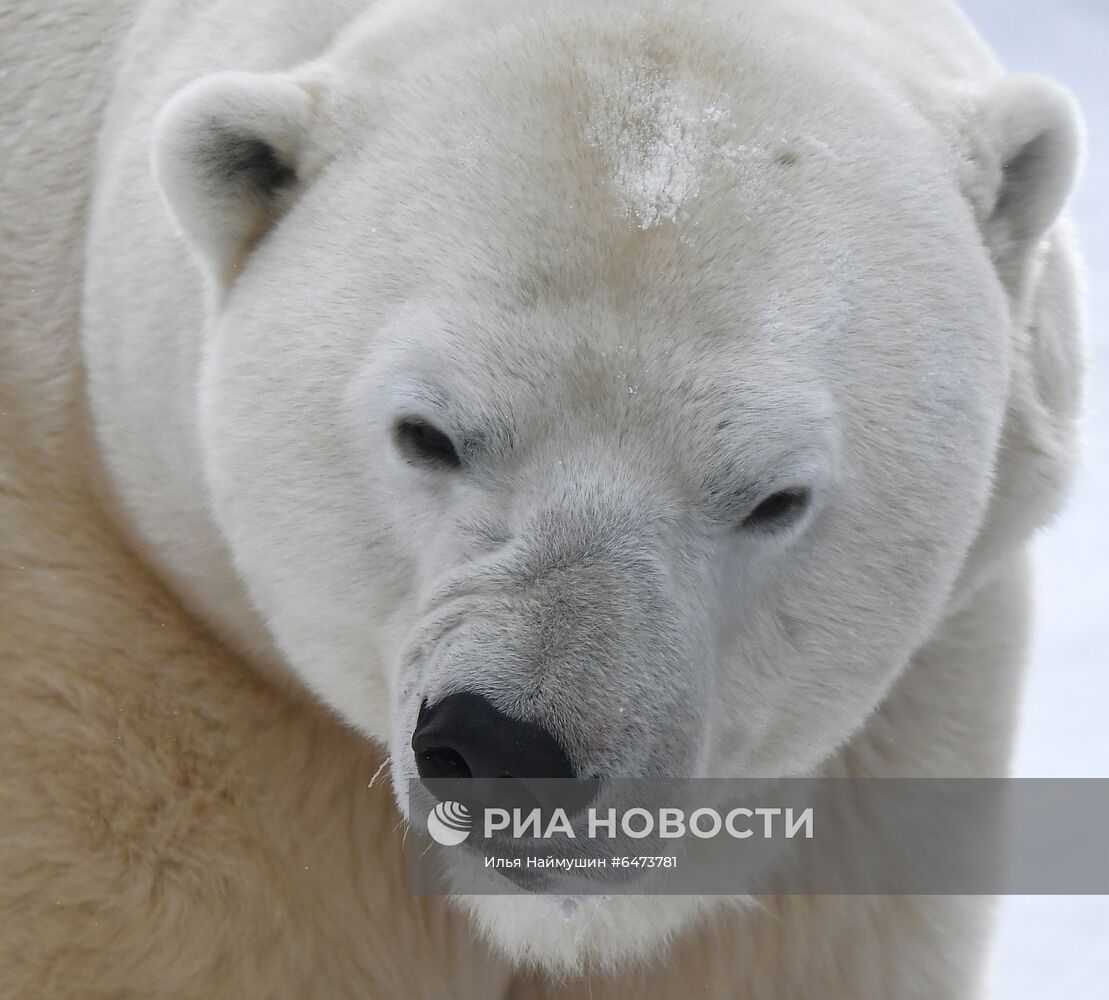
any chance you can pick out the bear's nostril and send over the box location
[411,693,597,814]
[416,746,473,781]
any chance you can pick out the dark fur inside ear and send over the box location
[992,132,1055,240]
[154,71,314,287]
[203,129,298,195]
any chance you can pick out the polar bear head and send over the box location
[150,0,1083,969]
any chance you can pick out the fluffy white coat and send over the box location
[1,0,1086,994]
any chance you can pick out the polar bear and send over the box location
[3,0,1084,994]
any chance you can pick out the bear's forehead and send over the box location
[318,15,954,340]
[359,54,854,236]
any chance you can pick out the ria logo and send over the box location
[426,800,473,846]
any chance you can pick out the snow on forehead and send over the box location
[583,62,741,230]
[579,59,845,234]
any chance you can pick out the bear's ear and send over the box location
[967,74,1084,298]
[153,71,315,288]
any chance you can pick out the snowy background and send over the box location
[956,1,1109,995]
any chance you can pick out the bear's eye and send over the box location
[741,488,811,532]
[393,419,462,469]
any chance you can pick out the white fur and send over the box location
[76,0,1085,989]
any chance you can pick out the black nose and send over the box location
[412,692,595,814]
